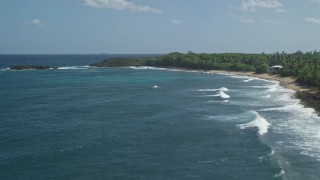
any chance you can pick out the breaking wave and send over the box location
[126,66,168,71]
[243,78,258,82]
[250,84,279,92]
[58,66,90,70]
[205,91,230,99]
[199,87,230,99]
[198,87,229,92]
[237,111,271,135]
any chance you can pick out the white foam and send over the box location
[207,100,228,103]
[272,107,320,161]
[152,85,159,89]
[229,74,277,83]
[205,95,219,97]
[127,66,168,70]
[219,87,229,92]
[258,83,320,161]
[261,102,316,115]
[237,111,271,135]
[220,74,320,161]
[199,89,218,92]
[58,66,90,70]
[261,95,271,99]
[220,91,230,99]
[198,87,229,92]
[250,83,281,92]
[243,78,257,82]
[205,91,230,99]
[230,75,252,79]
[274,169,285,178]
[127,66,206,74]
[266,84,279,92]
[269,149,275,156]
[205,111,259,123]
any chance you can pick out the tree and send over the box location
[255,63,269,74]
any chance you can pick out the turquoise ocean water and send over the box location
[1,55,320,179]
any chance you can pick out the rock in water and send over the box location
[10,65,55,70]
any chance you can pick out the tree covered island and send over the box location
[91,51,320,88]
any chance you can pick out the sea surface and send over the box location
[1,54,320,180]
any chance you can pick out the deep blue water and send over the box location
[1,55,320,180]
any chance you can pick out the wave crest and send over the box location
[205,91,230,99]
[237,111,271,135]
[198,87,229,92]
[58,66,90,70]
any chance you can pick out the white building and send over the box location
[269,65,283,73]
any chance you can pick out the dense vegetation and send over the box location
[90,51,320,88]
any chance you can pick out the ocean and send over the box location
[1,54,320,180]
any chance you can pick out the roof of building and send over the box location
[272,65,283,68]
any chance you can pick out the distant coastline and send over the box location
[8,52,320,115]
[89,52,320,115]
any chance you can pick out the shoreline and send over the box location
[207,70,320,115]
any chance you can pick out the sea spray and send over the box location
[219,91,230,99]
[237,111,271,135]
[204,91,230,99]
[199,87,230,99]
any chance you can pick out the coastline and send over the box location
[208,70,320,115]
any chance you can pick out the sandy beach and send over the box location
[208,70,320,115]
[209,70,303,91]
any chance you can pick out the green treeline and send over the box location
[90,51,320,88]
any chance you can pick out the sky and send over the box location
[0,0,319,54]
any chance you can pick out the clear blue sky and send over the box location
[0,0,319,54]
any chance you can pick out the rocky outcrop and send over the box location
[10,65,56,70]
[295,91,320,115]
